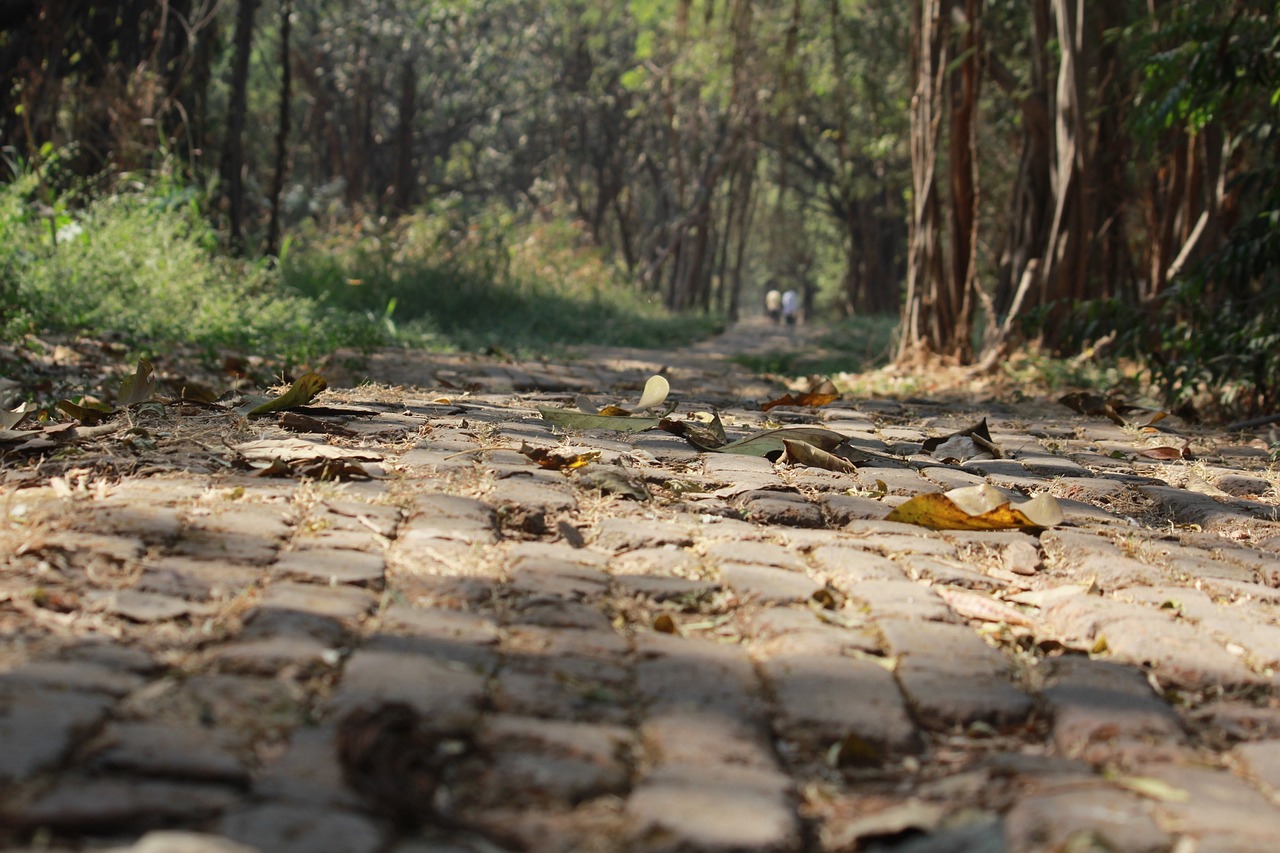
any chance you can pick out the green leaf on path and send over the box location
[119,359,158,407]
[708,425,846,459]
[56,399,116,425]
[242,373,328,417]
[539,407,662,433]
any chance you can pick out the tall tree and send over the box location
[221,0,260,252]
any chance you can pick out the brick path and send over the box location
[4,318,1280,851]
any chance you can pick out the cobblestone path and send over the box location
[4,319,1280,852]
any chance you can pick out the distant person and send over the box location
[781,289,799,326]
[765,287,782,323]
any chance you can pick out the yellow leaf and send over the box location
[885,484,1063,531]
[518,441,600,471]
[243,373,328,417]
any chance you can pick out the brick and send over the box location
[258,581,378,622]
[593,517,694,551]
[809,545,906,583]
[737,490,826,528]
[137,556,261,600]
[613,572,721,602]
[0,685,112,783]
[1137,484,1263,530]
[704,539,806,571]
[880,620,1032,728]
[471,715,633,807]
[379,604,500,647]
[206,635,337,677]
[635,633,765,721]
[85,721,247,784]
[83,589,214,622]
[488,478,576,534]
[120,675,305,743]
[85,504,183,542]
[253,724,363,809]
[626,764,798,851]
[273,548,386,587]
[1,660,146,697]
[720,563,820,604]
[5,779,241,830]
[219,803,384,853]
[763,653,919,756]
[329,650,486,730]
[1038,656,1184,760]
[1143,763,1280,844]
[1003,786,1170,853]
[1041,596,1259,689]
[819,493,893,524]
[847,580,955,622]
[397,494,497,546]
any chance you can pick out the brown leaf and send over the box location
[781,438,858,473]
[922,418,1001,460]
[518,441,600,471]
[1137,441,1191,461]
[885,484,1063,531]
[761,391,840,412]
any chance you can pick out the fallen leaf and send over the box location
[118,358,158,407]
[279,412,358,437]
[1104,772,1190,803]
[56,399,116,425]
[1138,441,1191,460]
[761,391,840,412]
[518,441,600,471]
[934,587,1039,628]
[658,415,729,450]
[886,484,1063,531]
[0,403,35,431]
[691,425,846,460]
[635,374,671,411]
[241,373,328,417]
[597,405,632,417]
[540,407,662,433]
[922,418,1001,460]
[573,467,651,501]
[652,613,679,634]
[781,438,858,473]
[233,437,381,463]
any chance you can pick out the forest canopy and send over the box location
[1,0,1278,419]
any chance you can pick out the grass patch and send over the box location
[0,173,385,367]
[281,208,723,356]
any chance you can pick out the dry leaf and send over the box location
[922,418,1001,460]
[934,587,1039,628]
[761,391,840,411]
[540,407,662,433]
[635,374,671,411]
[781,438,858,473]
[118,358,157,407]
[242,373,328,417]
[886,484,1063,531]
[518,441,600,471]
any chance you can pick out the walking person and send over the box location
[765,285,782,323]
[781,289,799,326]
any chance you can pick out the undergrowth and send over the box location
[0,167,721,374]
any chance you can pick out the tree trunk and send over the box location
[220,0,259,253]
[266,0,292,257]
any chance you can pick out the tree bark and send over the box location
[220,0,259,253]
[266,0,292,257]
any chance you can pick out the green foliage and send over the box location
[1129,1,1280,420]
[0,174,386,364]
[281,202,724,355]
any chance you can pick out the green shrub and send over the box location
[281,203,723,355]
[0,175,386,365]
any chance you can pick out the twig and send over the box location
[1225,413,1280,431]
